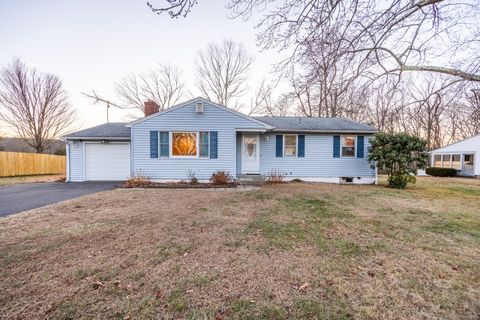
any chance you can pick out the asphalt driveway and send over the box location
[0,181,118,217]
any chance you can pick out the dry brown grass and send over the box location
[1,177,479,319]
[0,174,64,186]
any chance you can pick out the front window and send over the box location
[434,155,442,167]
[452,154,461,170]
[199,132,209,157]
[160,132,169,157]
[465,154,474,165]
[341,136,356,157]
[442,155,451,168]
[172,132,197,156]
[284,134,297,156]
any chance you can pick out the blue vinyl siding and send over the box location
[259,133,375,178]
[131,102,266,180]
[67,141,84,182]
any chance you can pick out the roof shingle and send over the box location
[63,122,130,139]
[63,116,376,139]
[254,116,377,132]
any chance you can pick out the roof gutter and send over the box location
[267,129,378,134]
[62,136,131,140]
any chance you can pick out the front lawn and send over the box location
[1,177,479,319]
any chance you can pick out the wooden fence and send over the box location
[0,151,66,177]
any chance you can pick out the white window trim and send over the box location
[340,135,357,158]
[169,131,199,158]
[451,154,461,170]
[435,153,461,169]
[283,134,298,157]
[166,131,210,159]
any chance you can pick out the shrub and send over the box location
[368,132,428,189]
[54,147,66,156]
[210,170,233,185]
[426,167,457,177]
[388,171,416,189]
[123,171,152,188]
[187,170,198,185]
[266,169,286,184]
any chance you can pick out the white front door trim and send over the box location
[241,134,260,174]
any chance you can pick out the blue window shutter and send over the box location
[357,136,364,158]
[210,131,218,159]
[276,135,283,157]
[333,135,340,158]
[298,135,305,157]
[150,131,158,158]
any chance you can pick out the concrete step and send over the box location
[237,174,265,185]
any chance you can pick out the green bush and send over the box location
[368,132,428,189]
[426,167,457,177]
[388,171,416,189]
[54,147,66,155]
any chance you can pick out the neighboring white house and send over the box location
[429,134,480,177]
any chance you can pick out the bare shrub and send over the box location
[266,169,286,184]
[123,171,152,188]
[187,170,198,185]
[210,170,233,185]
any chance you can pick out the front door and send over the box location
[242,135,260,174]
[462,154,475,176]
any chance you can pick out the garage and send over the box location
[85,142,131,181]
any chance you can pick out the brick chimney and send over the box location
[144,100,159,117]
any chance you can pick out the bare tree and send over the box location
[115,63,185,114]
[458,88,480,138]
[246,78,273,115]
[366,78,406,132]
[152,1,480,82]
[147,0,197,18]
[227,0,480,84]
[0,59,76,153]
[195,39,253,108]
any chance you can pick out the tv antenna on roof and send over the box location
[82,91,125,123]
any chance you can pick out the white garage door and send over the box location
[85,143,130,181]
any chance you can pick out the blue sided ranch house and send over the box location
[63,97,378,184]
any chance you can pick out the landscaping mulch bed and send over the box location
[119,182,238,189]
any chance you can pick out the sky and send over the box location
[0,0,281,135]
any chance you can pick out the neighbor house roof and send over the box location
[254,116,377,133]
[63,122,130,140]
[429,133,480,153]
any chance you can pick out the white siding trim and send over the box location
[66,143,70,182]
